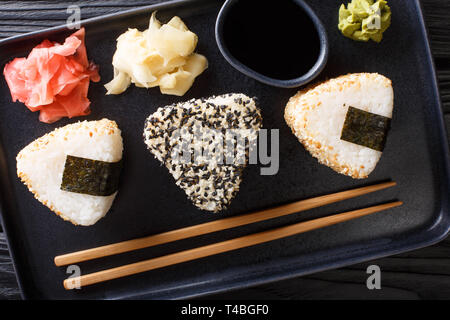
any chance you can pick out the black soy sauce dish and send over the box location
[215,0,329,88]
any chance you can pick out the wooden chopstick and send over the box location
[55,181,396,267]
[55,181,396,266]
[64,201,402,289]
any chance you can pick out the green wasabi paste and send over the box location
[338,0,391,43]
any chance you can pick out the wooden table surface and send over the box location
[1,0,450,300]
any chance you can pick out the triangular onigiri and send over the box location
[143,93,262,212]
[16,119,123,226]
[284,73,394,179]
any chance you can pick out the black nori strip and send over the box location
[340,106,391,152]
[61,155,122,196]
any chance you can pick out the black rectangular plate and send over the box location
[0,0,449,299]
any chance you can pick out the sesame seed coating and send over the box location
[143,93,262,212]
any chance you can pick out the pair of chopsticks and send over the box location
[56,181,401,289]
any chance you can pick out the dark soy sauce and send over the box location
[223,0,320,80]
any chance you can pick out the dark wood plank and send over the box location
[0,235,21,300]
[438,70,450,113]
[421,0,450,59]
[1,0,450,300]
[0,0,167,39]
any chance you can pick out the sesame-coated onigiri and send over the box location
[143,93,262,212]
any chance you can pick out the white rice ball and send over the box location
[284,73,394,179]
[16,119,123,226]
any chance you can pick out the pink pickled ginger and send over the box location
[3,28,100,123]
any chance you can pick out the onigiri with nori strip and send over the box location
[16,119,123,226]
[284,73,393,179]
